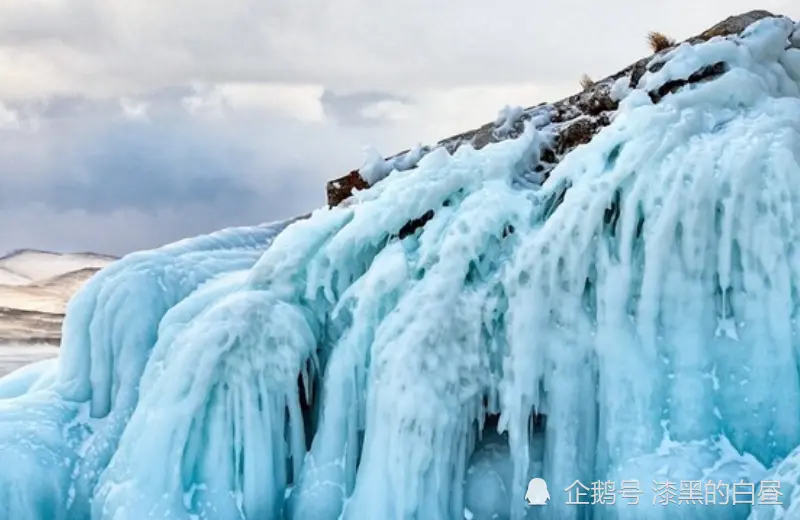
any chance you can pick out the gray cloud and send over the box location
[0,1,798,256]
[321,90,411,126]
[0,85,430,255]
[1,1,797,100]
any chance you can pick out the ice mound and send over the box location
[750,443,800,518]
[1,12,800,520]
[0,358,58,400]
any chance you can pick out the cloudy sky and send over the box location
[0,0,797,256]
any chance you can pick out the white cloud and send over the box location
[0,102,20,130]
[216,83,326,123]
[179,82,326,123]
[405,83,578,138]
[180,85,228,120]
[342,82,578,146]
[0,0,796,101]
[119,97,148,121]
[359,100,414,122]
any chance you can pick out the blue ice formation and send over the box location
[2,14,800,520]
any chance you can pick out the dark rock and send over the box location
[555,117,606,156]
[693,10,775,42]
[575,84,619,116]
[628,60,649,89]
[327,170,369,207]
[410,11,781,167]
[540,148,557,164]
[648,61,728,103]
[396,210,435,239]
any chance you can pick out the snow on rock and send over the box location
[327,170,370,207]
[326,13,785,211]
[327,145,430,206]
[609,76,632,102]
[2,10,800,520]
[359,143,428,185]
[494,105,525,137]
[359,146,391,184]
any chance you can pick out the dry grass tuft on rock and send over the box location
[647,31,676,52]
[579,73,595,90]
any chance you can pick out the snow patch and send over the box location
[358,143,428,185]
[610,76,632,101]
[493,105,525,136]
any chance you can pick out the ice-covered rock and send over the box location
[494,105,525,137]
[2,10,800,520]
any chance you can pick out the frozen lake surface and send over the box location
[0,344,58,378]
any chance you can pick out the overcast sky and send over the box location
[0,0,797,256]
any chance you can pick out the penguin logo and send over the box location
[525,478,550,506]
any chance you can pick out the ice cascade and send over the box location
[1,14,800,520]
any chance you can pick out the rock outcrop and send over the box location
[325,9,782,208]
[326,170,371,208]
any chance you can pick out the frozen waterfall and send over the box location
[2,14,800,520]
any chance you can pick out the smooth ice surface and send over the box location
[0,358,58,399]
[1,14,800,520]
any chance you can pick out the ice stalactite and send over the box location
[57,221,296,415]
[497,16,800,520]
[0,222,292,520]
[286,241,412,520]
[340,178,535,520]
[67,223,297,520]
[91,209,384,519]
[285,127,548,520]
[93,276,319,519]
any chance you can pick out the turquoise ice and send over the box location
[1,15,800,520]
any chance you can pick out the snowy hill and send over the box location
[0,250,116,345]
[2,10,800,520]
[0,249,115,284]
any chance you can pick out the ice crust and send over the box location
[494,105,526,137]
[1,15,800,520]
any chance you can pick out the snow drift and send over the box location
[2,12,800,520]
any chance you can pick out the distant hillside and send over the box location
[0,250,117,345]
[0,249,116,285]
